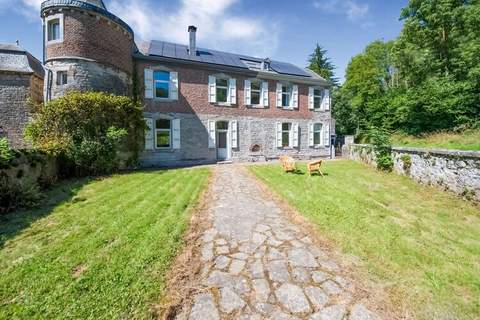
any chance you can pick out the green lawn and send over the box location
[250,161,480,320]
[391,129,480,151]
[0,168,210,319]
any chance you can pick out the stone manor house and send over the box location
[1,0,334,166]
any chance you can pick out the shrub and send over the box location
[26,92,145,176]
[400,154,412,172]
[0,173,42,214]
[368,127,393,171]
[0,138,14,168]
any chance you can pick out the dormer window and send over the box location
[46,14,63,44]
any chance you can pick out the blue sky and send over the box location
[0,0,407,82]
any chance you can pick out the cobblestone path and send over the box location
[179,165,378,320]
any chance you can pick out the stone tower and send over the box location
[41,0,134,100]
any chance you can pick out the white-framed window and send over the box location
[154,70,170,99]
[281,85,291,107]
[155,119,171,149]
[313,88,324,110]
[216,77,229,103]
[56,71,67,85]
[281,123,291,147]
[46,14,63,44]
[250,80,261,105]
[313,123,323,145]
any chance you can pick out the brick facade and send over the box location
[45,10,133,73]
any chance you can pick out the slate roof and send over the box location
[0,43,45,77]
[137,40,327,82]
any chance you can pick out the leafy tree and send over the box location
[308,43,338,84]
[26,92,145,176]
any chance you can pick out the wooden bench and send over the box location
[307,160,324,176]
[279,156,296,173]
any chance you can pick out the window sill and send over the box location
[153,97,176,102]
[213,103,236,107]
[153,148,175,153]
[247,105,267,109]
[46,39,63,45]
[279,107,296,110]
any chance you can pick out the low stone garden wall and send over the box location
[348,144,480,202]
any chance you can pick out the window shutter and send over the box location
[229,78,236,105]
[276,122,282,147]
[292,123,299,147]
[172,119,181,149]
[230,120,238,149]
[308,87,314,110]
[244,80,251,105]
[276,83,282,108]
[144,118,154,150]
[324,122,330,146]
[144,69,153,99]
[170,71,179,100]
[324,89,330,111]
[292,85,299,109]
[261,81,269,107]
[208,120,216,148]
[309,123,314,147]
[208,76,216,103]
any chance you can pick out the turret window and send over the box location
[56,71,67,85]
[46,14,64,44]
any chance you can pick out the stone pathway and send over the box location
[179,165,378,320]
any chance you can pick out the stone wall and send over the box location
[1,152,57,188]
[348,144,480,202]
[140,112,332,167]
[45,59,131,99]
[0,73,33,148]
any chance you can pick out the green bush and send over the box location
[0,138,14,169]
[0,173,42,214]
[26,92,145,176]
[400,154,412,172]
[369,127,393,171]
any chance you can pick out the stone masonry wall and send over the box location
[140,112,332,167]
[348,144,480,202]
[0,73,33,148]
[46,59,131,99]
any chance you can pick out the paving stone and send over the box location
[305,286,329,310]
[267,247,285,260]
[275,283,311,314]
[250,259,265,278]
[219,287,246,313]
[202,228,218,243]
[271,308,302,320]
[252,232,267,244]
[237,314,262,320]
[320,260,340,272]
[267,260,290,282]
[231,252,249,260]
[229,259,246,275]
[311,271,329,283]
[253,302,276,315]
[321,280,343,295]
[267,237,284,247]
[188,293,219,320]
[201,242,214,262]
[334,275,348,288]
[292,267,311,283]
[214,255,230,270]
[273,230,295,241]
[310,304,346,320]
[288,248,319,268]
[216,245,230,255]
[254,245,266,259]
[252,278,270,302]
[291,240,306,248]
[255,224,270,233]
[311,248,328,259]
[215,238,227,246]
[349,304,377,320]
[301,236,313,244]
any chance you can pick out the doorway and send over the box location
[216,121,230,160]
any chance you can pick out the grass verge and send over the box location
[0,168,210,319]
[391,129,480,151]
[250,161,479,320]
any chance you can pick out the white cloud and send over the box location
[108,0,279,58]
[313,0,369,21]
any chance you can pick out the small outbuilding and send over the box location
[0,43,44,148]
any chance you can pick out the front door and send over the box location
[216,121,229,160]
